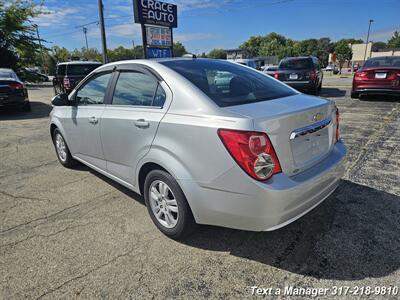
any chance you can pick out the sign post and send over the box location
[133,0,178,59]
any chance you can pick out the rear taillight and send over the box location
[63,77,70,89]
[274,72,279,79]
[354,71,368,80]
[8,83,24,90]
[309,70,316,80]
[218,129,282,181]
[335,109,340,143]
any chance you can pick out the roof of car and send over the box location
[57,61,102,66]
[0,68,14,72]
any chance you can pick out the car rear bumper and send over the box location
[179,141,346,231]
[0,95,28,107]
[283,80,315,90]
[352,88,400,96]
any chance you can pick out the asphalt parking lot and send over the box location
[1,77,399,299]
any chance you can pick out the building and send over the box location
[350,43,400,66]
[329,43,400,67]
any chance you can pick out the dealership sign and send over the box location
[134,0,177,28]
[133,0,177,59]
[147,47,172,58]
[146,26,172,47]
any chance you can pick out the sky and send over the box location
[32,0,400,54]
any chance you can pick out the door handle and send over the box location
[88,116,98,125]
[134,119,150,129]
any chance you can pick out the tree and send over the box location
[388,31,400,48]
[372,41,387,50]
[207,49,227,59]
[335,40,352,74]
[0,0,45,69]
[173,42,187,57]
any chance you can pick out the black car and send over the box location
[53,61,102,95]
[0,68,30,111]
[274,56,323,95]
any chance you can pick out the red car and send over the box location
[351,56,400,99]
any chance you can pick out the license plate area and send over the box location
[290,119,332,167]
[375,73,387,79]
[289,73,298,80]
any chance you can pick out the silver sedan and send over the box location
[50,58,346,239]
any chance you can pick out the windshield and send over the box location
[161,59,296,107]
[279,58,313,70]
[364,57,400,68]
[67,64,101,76]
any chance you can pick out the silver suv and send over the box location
[50,58,346,239]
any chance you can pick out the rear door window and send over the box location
[111,72,165,107]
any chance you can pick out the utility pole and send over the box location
[98,0,108,63]
[363,19,374,63]
[33,24,45,73]
[83,27,89,51]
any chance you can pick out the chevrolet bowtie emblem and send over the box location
[313,113,323,122]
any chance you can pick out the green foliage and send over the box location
[240,33,335,66]
[388,31,400,48]
[0,0,45,69]
[207,49,227,59]
[372,42,387,50]
[173,42,187,57]
[334,40,352,74]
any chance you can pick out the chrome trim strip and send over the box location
[289,117,331,140]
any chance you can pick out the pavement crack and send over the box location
[35,247,138,300]
[0,190,50,202]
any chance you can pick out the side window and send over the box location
[76,73,112,105]
[112,71,164,107]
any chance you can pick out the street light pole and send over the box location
[33,24,45,73]
[363,19,374,63]
[83,27,89,51]
[97,0,108,63]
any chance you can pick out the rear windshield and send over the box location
[279,58,313,70]
[161,59,296,107]
[0,70,16,79]
[66,64,101,76]
[364,57,400,68]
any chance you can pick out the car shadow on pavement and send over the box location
[0,101,52,120]
[360,95,400,102]
[181,180,400,280]
[320,88,347,98]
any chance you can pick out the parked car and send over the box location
[17,68,49,83]
[274,56,323,95]
[351,56,400,99]
[53,61,102,95]
[50,58,346,239]
[263,65,278,76]
[0,68,30,111]
[325,64,339,74]
[229,59,258,69]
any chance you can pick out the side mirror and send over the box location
[51,93,70,106]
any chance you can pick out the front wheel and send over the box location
[144,170,196,239]
[52,128,77,168]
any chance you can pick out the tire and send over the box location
[52,128,77,168]
[21,101,31,112]
[309,83,319,95]
[351,92,359,99]
[144,170,196,239]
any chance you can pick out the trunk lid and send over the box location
[277,69,312,81]
[223,94,337,176]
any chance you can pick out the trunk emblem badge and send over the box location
[313,113,323,122]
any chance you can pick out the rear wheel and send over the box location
[52,128,77,168]
[144,170,196,239]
